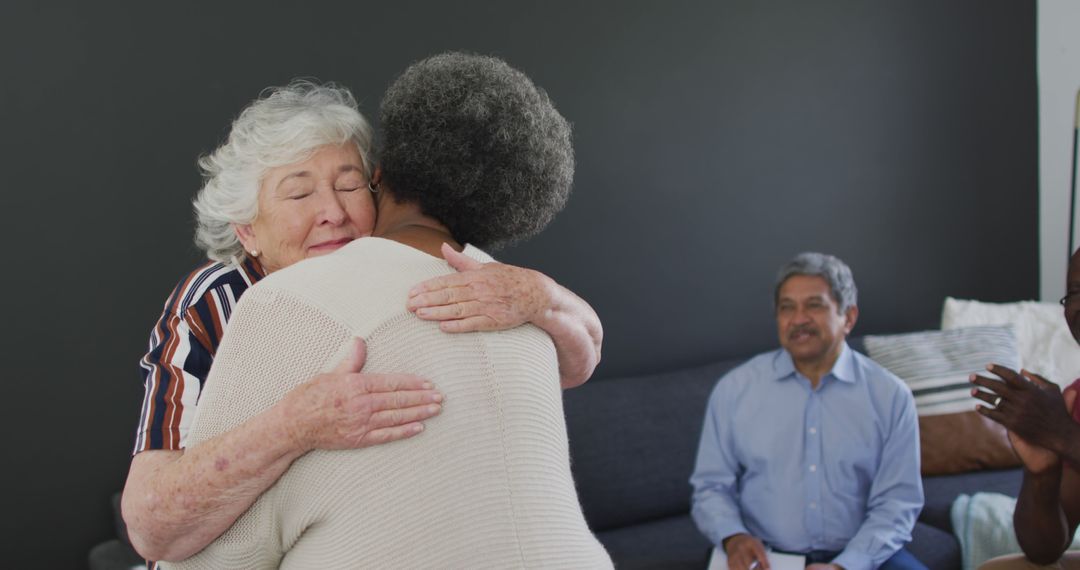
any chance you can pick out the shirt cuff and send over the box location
[831,549,873,570]
[714,523,750,548]
[691,503,749,547]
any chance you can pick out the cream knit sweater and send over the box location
[165,238,611,569]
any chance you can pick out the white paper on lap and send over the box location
[708,547,805,570]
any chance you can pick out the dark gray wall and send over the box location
[1,1,1036,567]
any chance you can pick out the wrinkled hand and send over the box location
[282,338,443,452]
[724,533,770,570]
[407,243,550,333]
[971,364,1074,463]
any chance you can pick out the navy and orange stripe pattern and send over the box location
[133,256,266,453]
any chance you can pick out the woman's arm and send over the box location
[123,340,442,562]
[1013,462,1072,564]
[407,243,602,389]
[123,413,305,562]
[973,372,1080,563]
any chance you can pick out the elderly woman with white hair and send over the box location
[121,80,602,566]
[168,51,610,569]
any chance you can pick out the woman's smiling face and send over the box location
[235,143,376,273]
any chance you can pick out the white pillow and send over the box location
[941,297,1080,388]
[950,492,1020,570]
[951,492,1080,570]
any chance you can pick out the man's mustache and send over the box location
[787,325,819,340]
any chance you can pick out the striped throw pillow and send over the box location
[865,326,1020,416]
[865,326,1022,475]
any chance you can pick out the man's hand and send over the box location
[806,564,843,570]
[971,365,1075,458]
[724,533,770,570]
[282,338,444,451]
[407,243,549,333]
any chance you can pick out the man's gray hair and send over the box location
[192,80,375,263]
[774,252,858,312]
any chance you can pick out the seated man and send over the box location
[690,252,924,570]
[972,248,1080,569]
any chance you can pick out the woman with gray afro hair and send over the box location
[123,71,602,566]
[165,52,609,569]
[371,52,599,387]
[377,51,574,250]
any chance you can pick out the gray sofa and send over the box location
[563,338,1023,569]
[95,339,1022,569]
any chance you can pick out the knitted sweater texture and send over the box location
[165,238,611,569]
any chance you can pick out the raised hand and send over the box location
[971,365,1074,465]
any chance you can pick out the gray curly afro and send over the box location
[377,52,574,250]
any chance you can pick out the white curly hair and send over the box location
[192,80,374,263]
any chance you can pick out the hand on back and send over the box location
[407,243,549,333]
[282,338,443,451]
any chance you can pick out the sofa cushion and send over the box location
[908,521,962,570]
[865,326,1020,416]
[594,514,711,568]
[865,326,1022,475]
[920,468,1022,533]
[564,358,742,531]
[919,412,1020,475]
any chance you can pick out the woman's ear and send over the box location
[370,166,382,189]
[233,223,258,256]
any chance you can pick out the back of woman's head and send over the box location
[378,52,574,250]
[194,80,374,263]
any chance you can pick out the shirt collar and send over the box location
[241,255,268,282]
[773,341,856,384]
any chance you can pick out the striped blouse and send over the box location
[133,256,266,453]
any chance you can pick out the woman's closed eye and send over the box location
[335,173,366,192]
[279,181,315,200]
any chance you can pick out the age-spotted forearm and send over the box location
[121,402,305,562]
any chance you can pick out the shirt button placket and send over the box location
[805,390,824,545]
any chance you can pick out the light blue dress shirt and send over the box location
[690,343,923,570]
